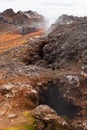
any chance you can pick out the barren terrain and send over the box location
[0,10,87,130]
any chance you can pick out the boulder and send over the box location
[30,105,72,130]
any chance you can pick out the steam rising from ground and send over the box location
[0,0,87,24]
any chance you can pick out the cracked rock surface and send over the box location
[0,13,87,130]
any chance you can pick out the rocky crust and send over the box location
[0,14,87,130]
[0,8,46,34]
[29,15,87,70]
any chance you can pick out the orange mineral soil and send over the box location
[0,29,44,53]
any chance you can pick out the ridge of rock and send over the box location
[0,8,46,34]
[0,13,87,130]
[30,15,87,70]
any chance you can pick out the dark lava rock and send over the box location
[29,15,87,69]
[1,8,15,17]
[51,14,78,30]
[0,8,46,34]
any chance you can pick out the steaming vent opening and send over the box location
[39,81,82,119]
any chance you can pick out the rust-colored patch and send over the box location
[0,29,44,53]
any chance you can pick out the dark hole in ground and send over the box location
[39,81,82,119]
[39,43,46,59]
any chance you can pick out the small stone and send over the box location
[8,113,17,118]
[5,94,10,98]
[84,125,87,130]
[5,94,15,98]
[62,121,68,126]
[0,111,5,116]
[83,122,87,127]
[37,82,42,86]
[77,120,82,124]
[31,89,37,94]
[3,84,14,90]
[12,90,18,93]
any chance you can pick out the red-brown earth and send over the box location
[0,11,87,130]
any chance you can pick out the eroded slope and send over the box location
[0,14,87,130]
